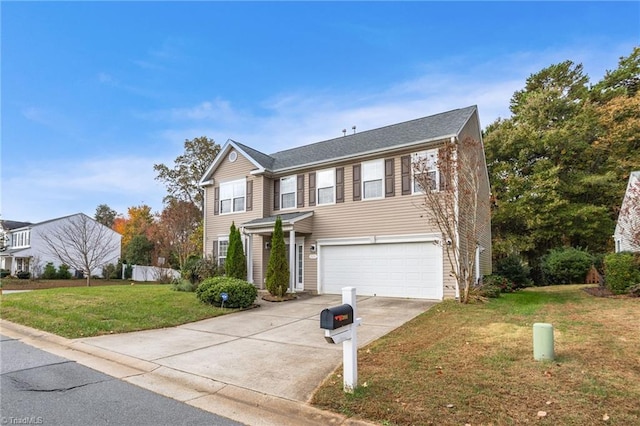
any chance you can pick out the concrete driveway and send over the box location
[78,293,437,403]
[2,292,437,425]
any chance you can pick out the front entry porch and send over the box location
[241,212,314,294]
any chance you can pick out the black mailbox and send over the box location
[320,304,354,330]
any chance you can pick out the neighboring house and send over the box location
[199,105,492,300]
[0,213,122,277]
[613,171,640,253]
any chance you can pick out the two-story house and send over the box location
[0,213,121,277]
[199,105,491,300]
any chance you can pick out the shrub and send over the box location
[196,256,223,282]
[42,262,57,279]
[16,271,31,279]
[265,216,289,297]
[541,247,594,284]
[0,269,10,278]
[604,252,640,295]
[57,264,72,280]
[196,276,257,308]
[482,274,515,293]
[171,278,198,292]
[495,254,532,289]
[124,264,133,280]
[102,263,117,279]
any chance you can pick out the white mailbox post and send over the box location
[320,286,362,393]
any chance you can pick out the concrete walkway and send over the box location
[1,292,436,425]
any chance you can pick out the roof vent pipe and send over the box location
[352,125,356,134]
[342,129,346,137]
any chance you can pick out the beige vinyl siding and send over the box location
[264,148,456,297]
[458,115,492,277]
[203,152,266,286]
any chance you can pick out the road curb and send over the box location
[0,319,377,426]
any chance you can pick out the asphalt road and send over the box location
[0,335,244,426]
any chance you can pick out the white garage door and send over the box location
[320,241,442,299]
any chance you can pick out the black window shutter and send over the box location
[336,167,344,203]
[214,187,220,215]
[297,174,305,208]
[273,179,280,210]
[385,158,395,198]
[401,155,411,195]
[309,172,316,206]
[352,164,361,201]
[212,240,218,260]
[246,180,253,211]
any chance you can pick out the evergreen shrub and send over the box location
[604,252,640,294]
[196,276,257,308]
[495,254,532,289]
[541,247,593,284]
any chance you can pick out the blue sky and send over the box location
[2,2,638,223]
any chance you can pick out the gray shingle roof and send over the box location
[0,220,33,231]
[240,105,476,172]
[243,211,313,227]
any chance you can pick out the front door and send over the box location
[285,238,304,291]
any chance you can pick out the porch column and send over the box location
[289,229,296,293]
[246,231,253,284]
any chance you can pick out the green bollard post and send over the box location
[533,323,554,361]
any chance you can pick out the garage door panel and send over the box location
[320,241,442,299]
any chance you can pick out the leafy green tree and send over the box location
[124,234,154,265]
[225,222,247,280]
[484,57,631,273]
[94,204,117,228]
[153,136,221,212]
[265,217,289,297]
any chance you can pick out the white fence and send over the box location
[129,265,181,282]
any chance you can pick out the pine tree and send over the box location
[265,216,289,297]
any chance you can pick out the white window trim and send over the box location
[218,236,229,267]
[362,159,384,200]
[412,149,439,194]
[219,178,246,215]
[280,175,297,210]
[316,168,336,205]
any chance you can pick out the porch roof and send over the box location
[0,247,33,257]
[241,211,314,235]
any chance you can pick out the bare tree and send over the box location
[41,214,121,286]
[414,136,491,303]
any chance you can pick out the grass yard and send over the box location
[312,285,640,425]
[0,285,228,338]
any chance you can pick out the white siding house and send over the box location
[0,213,122,277]
[614,171,640,253]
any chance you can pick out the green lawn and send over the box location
[312,285,640,425]
[0,285,229,338]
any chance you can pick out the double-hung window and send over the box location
[317,169,335,205]
[218,238,229,267]
[220,179,246,214]
[412,150,439,193]
[362,160,384,199]
[280,176,296,209]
